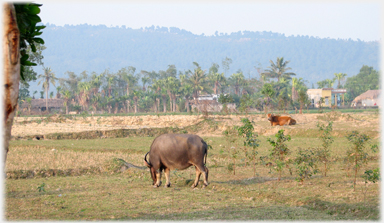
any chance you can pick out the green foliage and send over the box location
[267,129,291,181]
[37,182,46,192]
[262,57,296,81]
[344,66,380,102]
[362,168,380,184]
[294,148,319,184]
[14,3,45,80]
[223,125,240,175]
[361,168,380,205]
[318,97,325,113]
[315,121,334,176]
[218,94,234,114]
[237,118,260,176]
[261,83,275,114]
[345,131,371,191]
[239,94,253,114]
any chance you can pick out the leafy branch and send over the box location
[14,3,45,80]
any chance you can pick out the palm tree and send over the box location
[105,96,113,114]
[180,83,193,113]
[317,80,327,89]
[120,68,139,111]
[291,77,305,101]
[26,97,32,114]
[61,90,72,114]
[37,67,58,112]
[132,90,141,113]
[261,83,275,114]
[208,72,226,94]
[90,93,101,113]
[262,57,296,82]
[334,73,347,88]
[160,84,168,113]
[78,81,91,111]
[164,77,180,112]
[105,72,116,97]
[188,62,211,105]
[298,88,308,114]
[229,72,245,95]
[142,76,150,92]
[90,72,104,95]
[149,80,162,113]
[325,78,336,88]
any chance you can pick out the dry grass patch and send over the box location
[6,146,144,172]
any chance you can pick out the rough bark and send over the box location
[3,3,20,168]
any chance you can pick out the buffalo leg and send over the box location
[192,166,202,188]
[164,168,171,187]
[192,165,209,188]
[154,170,162,187]
[200,166,209,188]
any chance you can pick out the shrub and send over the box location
[345,131,370,191]
[294,147,319,184]
[267,129,291,181]
[315,121,334,176]
[237,118,260,177]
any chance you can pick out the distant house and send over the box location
[20,98,64,114]
[191,94,236,112]
[307,88,346,108]
[351,90,381,107]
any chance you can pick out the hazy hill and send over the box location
[30,23,379,92]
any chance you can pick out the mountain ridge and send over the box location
[28,23,379,92]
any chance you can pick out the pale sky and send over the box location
[36,0,382,42]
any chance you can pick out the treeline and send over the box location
[22,56,380,115]
[36,23,379,90]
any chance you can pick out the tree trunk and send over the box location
[156,98,160,113]
[214,82,218,94]
[172,94,176,112]
[45,86,49,113]
[3,3,20,167]
[114,102,118,114]
[185,98,190,113]
[168,92,172,112]
[126,100,130,113]
[162,95,167,113]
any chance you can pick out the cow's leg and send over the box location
[202,166,209,187]
[154,170,162,187]
[192,166,201,188]
[164,168,171,187]
[193,164,209,188]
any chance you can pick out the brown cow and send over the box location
[267,113,296,126]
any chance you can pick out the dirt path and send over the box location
[11,112,380,138]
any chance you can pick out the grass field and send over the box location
[5,111,381,220]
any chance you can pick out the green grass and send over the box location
[10,135,379,159]
[5,168,379,220]
[10,137,154,153]
[6,133,380,220]
[6,110,381,220]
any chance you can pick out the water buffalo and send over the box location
[144,134,209,188]
[267,113,296,126]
